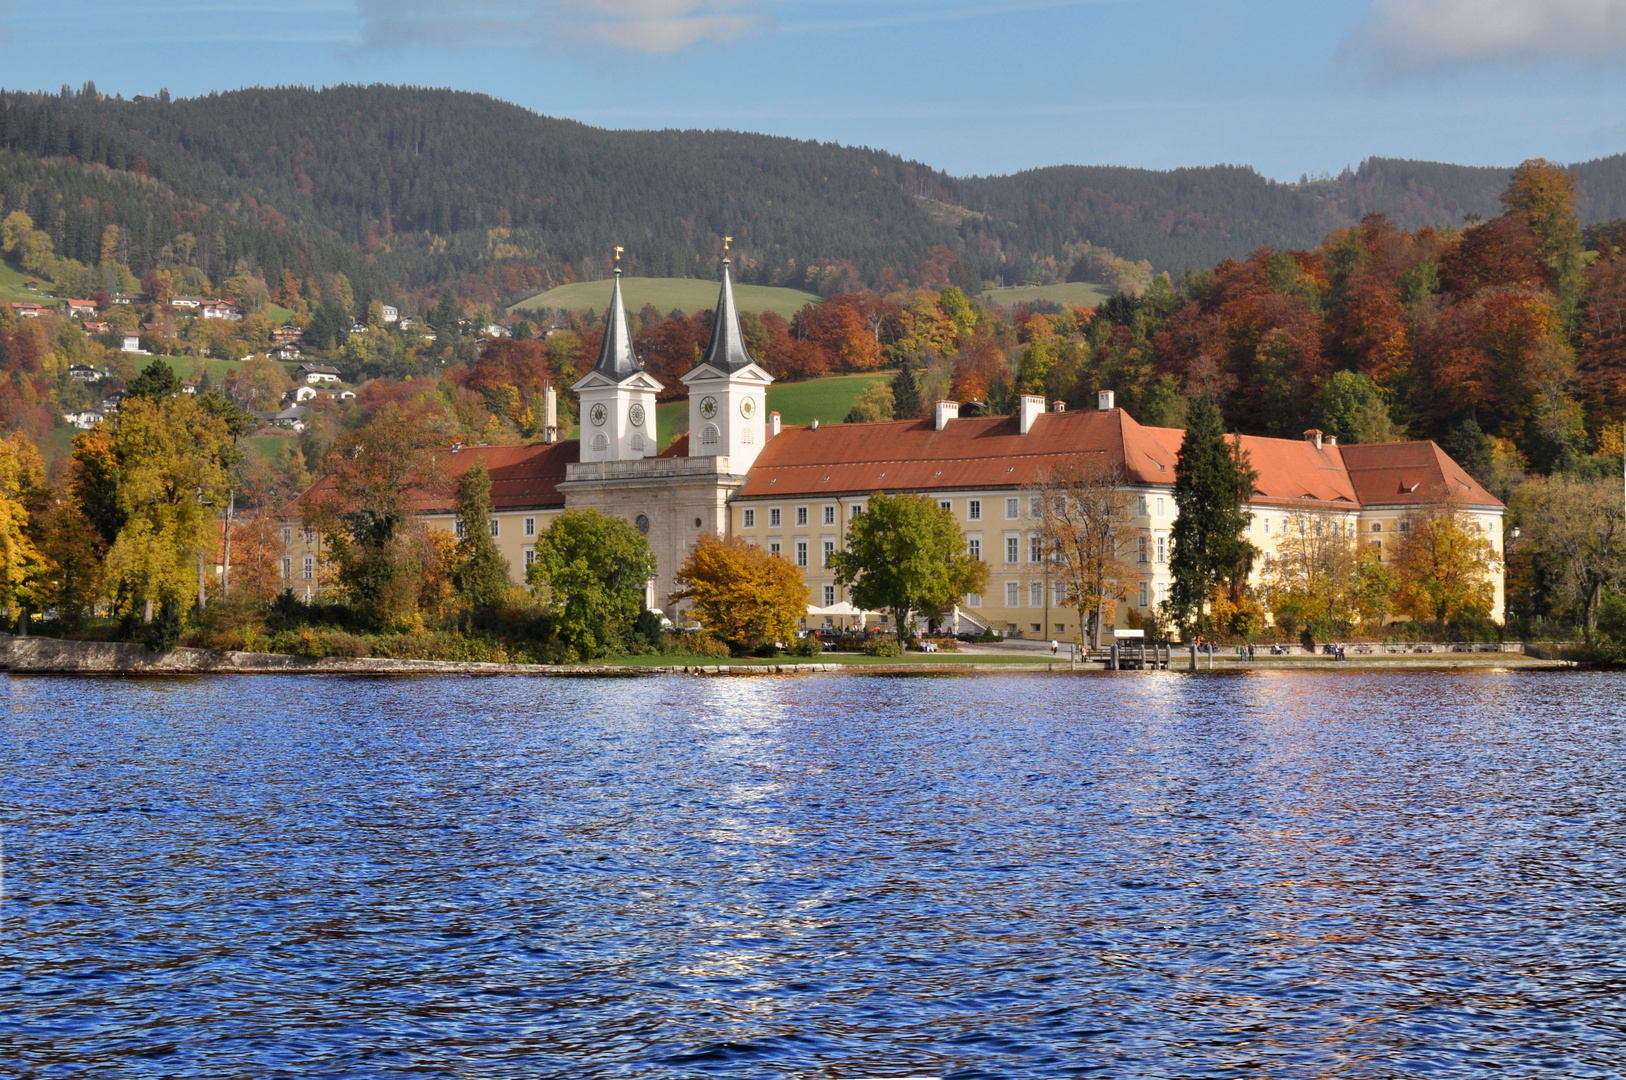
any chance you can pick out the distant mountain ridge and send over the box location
[4,84,1626,306]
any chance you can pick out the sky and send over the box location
[3,1,1626,180]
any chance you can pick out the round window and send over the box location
[634,514,650,534]
[629,403,645,427]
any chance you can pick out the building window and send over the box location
[770,507,781,527]
[302,554,314,581]
[631,432,645,453]
[1030,534,1042,563]
[592,433,608,456]
[1399,519,1410,533]
[1138,581,1149,607]
[1371,540,1383,559]
[1263,517,1271,535]
[740,426,753,445]
[744,508,756,528]
[1315,518,1324,537]
[281,556,291,581]
[1263,551,1273,567]
[823,540,835,567]
[303,525,314,545]
[489,518,499,538]
[770,540,781,557]
[850,503,862,518]
[968,499,982,521]
[524,546,535,567]
[967,593,982,608]
[454,518,466,539]
[524,517,536,536]
[281,526,293,546]
[1157,582,1169,605]
[1030,581,1043,607]
[1156,496,1166,517]
[1371,520,1382,533]
[1006,497,1020,519]
[1281,517,1289,535]
[796,540,808,568]
[1155,535,1166,563]
[968,537,981,561]
[1006,535,1019,564]
[823,505,836,526]
[940,500,952,513]
[823,584,836,606]
[1006,581,1020,606]
[1138,535,1149,563]
[701,424,719,447]
[1137,495,1148,517]
[796,506,808,526]
[1029,496,1042,518]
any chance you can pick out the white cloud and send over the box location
[355,0,760,53]
[1348,0,1626,79]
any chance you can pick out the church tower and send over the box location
[571,249,662,462]
[681,239,773,472]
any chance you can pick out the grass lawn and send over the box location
[654,371,894,443]
[510,276,818,320]
[37,426,75,471]
[0,260,55,306]
[980,282,1109,309]
[243,432,300,460]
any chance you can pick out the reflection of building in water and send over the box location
[285,254,1505,630]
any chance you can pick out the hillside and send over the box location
[8,84,1626,309]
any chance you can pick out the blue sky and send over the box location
[4,1,1626,180]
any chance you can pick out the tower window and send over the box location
[701,424,719,447]
[592,433,608,455]
[631,432,644,453]
[740,426,753,445]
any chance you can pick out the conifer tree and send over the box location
[453,460,511,611]
[1169,395,1257,634]
[890,357,921,420]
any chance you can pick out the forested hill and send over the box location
[7,83,1626,308]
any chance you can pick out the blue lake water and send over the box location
[4,670,1626,1078]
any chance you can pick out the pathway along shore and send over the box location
[0,634,1574,675]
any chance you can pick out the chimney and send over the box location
[769,411,781,439]
[1098,389,1115,412]
[811,418,819,431]
[543,383,558,444]
[1052,400,1066,412]
[1019,394,1045,435]
[1304,428,1323,449]
[1324,434,1337,447]
[935,400,959,432]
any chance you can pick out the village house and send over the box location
[11,301,42,318]
[297,363,342,384]
[200,300,243,321]
[271,342,303,361]
[122,332,142,353]
[171,296,204,310]
[271,325,303,345]
[83,320,111,335]
[68,364,105,383]
[381,305,399,323]
[65,299,97,318]
[63,410,104,429]
[283,257,1506,628]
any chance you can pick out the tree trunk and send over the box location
[143,598,153,624]
[17,606,28,636]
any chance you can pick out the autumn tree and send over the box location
[1030,457,1135,647]
[673,533,810,651]
[100,395,234,626]
[1390,502,1500,625]
[303,404,445,628]
[1168,395,1257,634]
[844,381,895,423]
[1259,510,1392,636]
[527,509,656,660]
[1501,158,1585,325]
[830,492,989,642]
[1509,475,1626,644]
[0,431,50,631]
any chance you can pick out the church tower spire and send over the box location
[682,237,773,470]
[572,247,662,461]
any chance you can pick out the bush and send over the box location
[787,635,824,658]
[266,628,372,658]
[922,636,959,652]
[864,636,904,657]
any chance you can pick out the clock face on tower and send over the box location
[629,404,645,427]
[590,403,607,427]
[740,397,756,419]
[699,396,718,419]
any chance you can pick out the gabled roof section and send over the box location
[695,259,757,375]
[591,269,644,382]
[1340,441,1504,509]
[287,441,580,520]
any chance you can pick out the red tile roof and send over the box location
[1340,441,1502,509]
[289,441,577,518]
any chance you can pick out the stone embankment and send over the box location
[0,634,1574,676]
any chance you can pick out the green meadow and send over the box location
[653,371,894,445]
[510,276,818,320]
[979,282,1108,309]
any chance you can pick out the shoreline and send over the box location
[0,634,1578,675]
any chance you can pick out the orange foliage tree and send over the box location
[673,533,810,650]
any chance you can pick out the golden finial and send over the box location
[724,236,732,253]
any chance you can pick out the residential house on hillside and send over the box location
[271,325,303,345]
[110,292,143,305]
[63,410,104,429]
[297,363,341,384]
[270,342,303,361]
[11,302,42,318]
[381,305,399,323]
[201,300,243,321]
[68,364,105,383]
[171,296,203,310]
[272,405,312,431]
[82,320,111,335]
[65,299,96,318]
[121,332,141,352]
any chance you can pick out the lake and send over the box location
[4,670,1625,1077]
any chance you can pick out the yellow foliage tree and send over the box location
[0,431,51,626]
[1391,503,1499,625]
[674,533,810,650]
